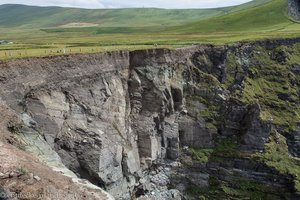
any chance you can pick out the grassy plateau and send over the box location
[0,0,299,59]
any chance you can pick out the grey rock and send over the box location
[0,187,8,200]
[287,126,300,157]
[288,0,300,21]
[179,115,214,148]
[0,173,9,179]
[291,64,300,75]
[186,172,210,187]
[240,104,271,152]
[33,175,41,181]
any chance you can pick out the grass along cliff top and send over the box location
[0,0,299,59]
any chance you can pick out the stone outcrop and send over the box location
[287,125,300,157]
[289,0,300,21]
[1,38,300,199]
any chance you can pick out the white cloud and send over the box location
[0,0,105,8]
[100,0,252,9]
[0,0,253,9]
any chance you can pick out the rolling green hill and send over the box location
[0,4,229,28]
[0,0,299,60]
[172,0,292,33]
[0,1,271,28]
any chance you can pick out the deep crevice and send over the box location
[76,167,106,189]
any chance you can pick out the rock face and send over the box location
[289,0,300,21]
[0,186,8,200]
[1,38,300,199]
[287,125,300,157]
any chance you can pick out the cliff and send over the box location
[0,38,300,199]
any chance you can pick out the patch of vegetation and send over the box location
[255,130,300,193]
[189,148,214,163]
[188,66,221,89]
[211,137,240,159]
[289,43,300,64]
[185,94,219,131]
[186,176,280,200]
[197,106,219,131]
[185,34,300,200]
[186,185,206,200]
[185,70,220,131]
[240,45,300,132]
[188,135,251,167]
[224,52,243,88]
[17,165,28,175]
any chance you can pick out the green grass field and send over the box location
[0,1,272,28]
[0,0,299,59]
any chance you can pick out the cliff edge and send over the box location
[0,38,300,199]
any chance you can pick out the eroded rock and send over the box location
[0,40,300,199]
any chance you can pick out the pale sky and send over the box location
[0,0,253,9]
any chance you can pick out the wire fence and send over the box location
[0,44,178,60]
[0,48,105,59]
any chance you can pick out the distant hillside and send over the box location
[0,0,299,60]
[171,0,291,33]
[0,4,228,28]
[0,1,272,28]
